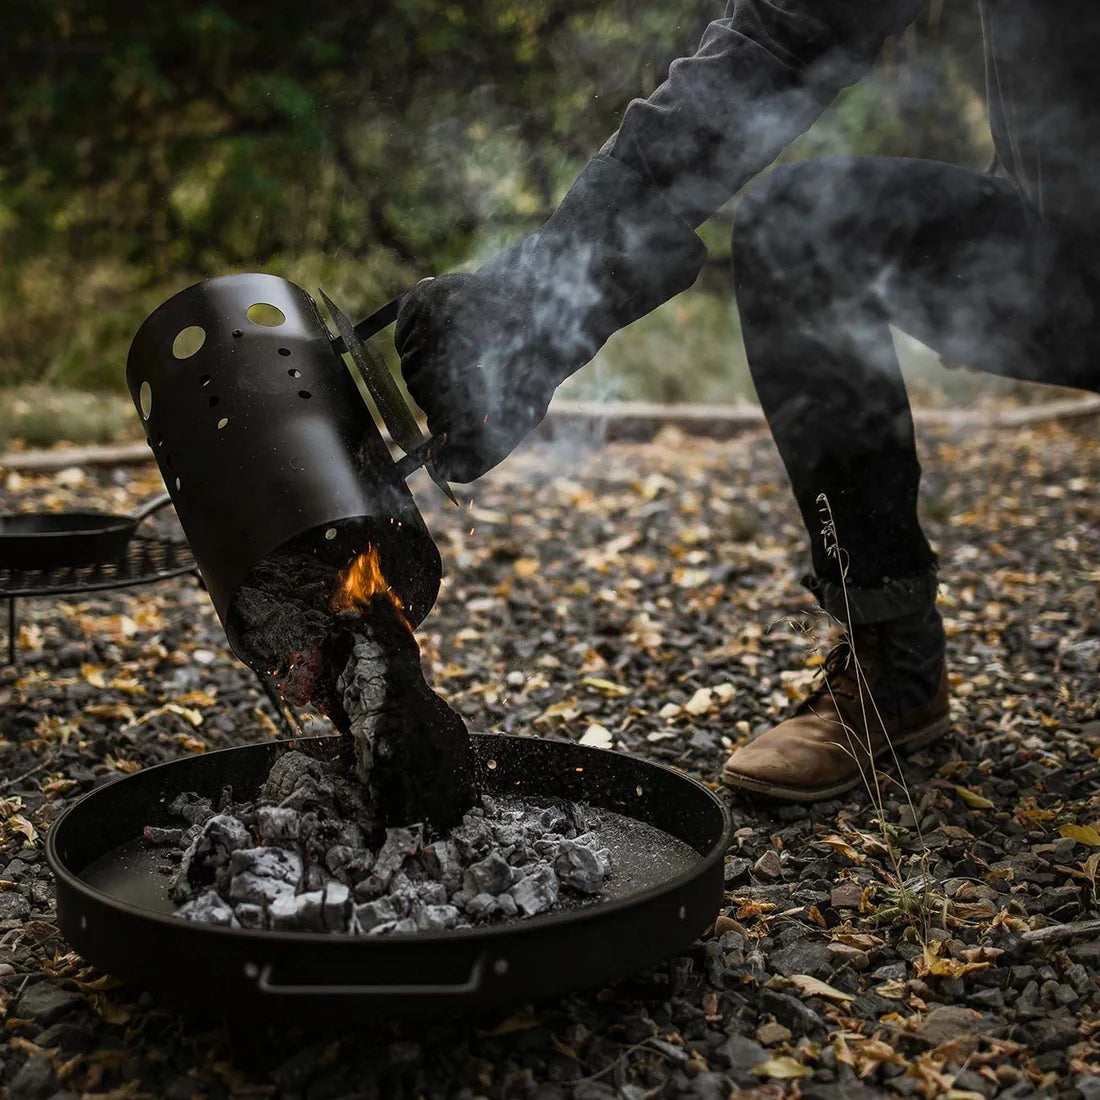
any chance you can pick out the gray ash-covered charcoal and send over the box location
[143,826,184,847]
[169,792,216,827]
[153,750,615,937]
[323,882,351,931]
[262,750,328,804]
[463,851,514,896]
[509,864,560,917]
[177,889,236,926]
[170,813,252,902]
[234,903,266,930]
[554,835,613,894]
[226,846,302,906]
[256,805,300,844]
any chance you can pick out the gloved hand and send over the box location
[395,154,707,482]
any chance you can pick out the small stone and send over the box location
[827,943,870,970]
[15,983,84,1026]
[967,987,1004,1009]
[0,892,32,922]
[755,1021,792,1045]
[753,850,783,878]
[713,1034,768,1071]
[8,1053,58,1100]
[724,857,752,884]
[770,938,834,978]
[830,882,864,909]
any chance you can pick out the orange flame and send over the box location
[332,543,411,629]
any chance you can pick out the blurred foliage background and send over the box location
[2,0,1000,445]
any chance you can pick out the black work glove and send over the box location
[395,154,707,482]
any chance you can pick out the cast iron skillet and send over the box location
[0,493,175,571]
[47,733,731,1023]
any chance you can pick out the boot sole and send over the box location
[720,711,952,803]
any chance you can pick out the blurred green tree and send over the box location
[1,0,987,395]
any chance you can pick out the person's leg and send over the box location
[724,155,1099,800]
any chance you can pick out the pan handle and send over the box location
[248,952,487,999]
[130,493,175,525]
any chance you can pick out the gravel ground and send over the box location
[1,418,1099,1099]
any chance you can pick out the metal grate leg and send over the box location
[5,598,15,667]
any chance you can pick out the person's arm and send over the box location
[603,0,929,230]
[397,0,929,483]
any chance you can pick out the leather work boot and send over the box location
[722,606,950,802]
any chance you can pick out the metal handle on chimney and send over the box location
[248,953,487,999]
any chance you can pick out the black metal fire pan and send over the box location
[47,734,730,1023]
[0,494,174,571]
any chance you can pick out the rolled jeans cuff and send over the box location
[802,565,940,625]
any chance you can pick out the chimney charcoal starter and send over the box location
[43,273,731,1019]
[127,273,476,831]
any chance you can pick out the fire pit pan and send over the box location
[47,734,730,1022]
[0,494,174,571]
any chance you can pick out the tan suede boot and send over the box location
[721,627,950,802]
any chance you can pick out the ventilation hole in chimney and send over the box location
[278,347,291,357]
[298,390,312,400]
[209,396,220,408]
[288,368,301,379]
[232,329,243,338]
[139,381,152,419]
[635,785,644,796]
[246,302,286,327]
[487,759,498,771]
[217,417,229,430]
[172,326,206,359]
[324,528,337,540]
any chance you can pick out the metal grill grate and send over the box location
[0,535,196,599]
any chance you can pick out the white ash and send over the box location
[155,752,614,935]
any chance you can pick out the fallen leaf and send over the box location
[7,814,38,843]
[684,688,714,716]
[751,1056,813,1079]
[953,786,995,810]
[582,677,630,697]
[1060,823,1100,847]
[820,835,865,863]
[789,974,854,1004]
[578,724,613,749]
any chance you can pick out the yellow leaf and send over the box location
[684,688,714,716]
[1060,823,1100,847]
[820,834,865,863]
[483,1011,542,1036]
[7,814,38,843]
[582,677,629,697]
[81,663,107,688]
[789,974,854,1004]
[513,558,540,579]
[953,786,995,810]
[751,1057,813,1080]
